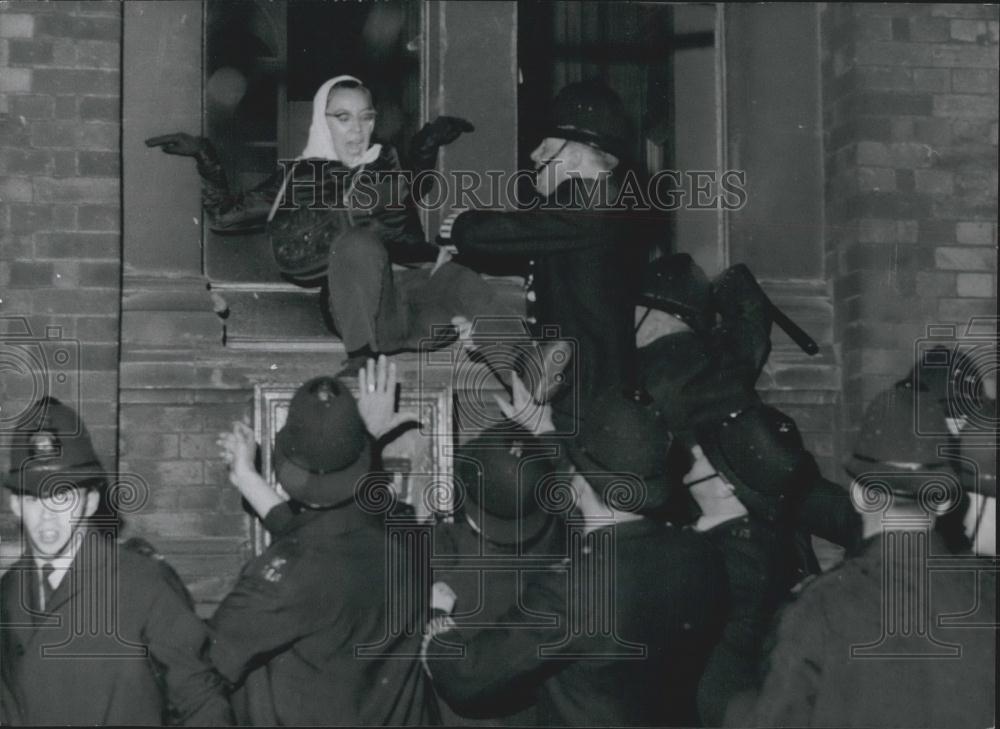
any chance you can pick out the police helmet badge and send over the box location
[29,431,60,459]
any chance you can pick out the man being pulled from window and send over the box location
[0,398,232,726]
[210,356,437,726]
[636,256,866,726]
[147,76,511,371]
[440,80,651,432]
[423,388,727,727]
[639,254,863,572]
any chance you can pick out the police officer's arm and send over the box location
[796,477,863,554]
[423,569,567,705]
[748,587,829,726]
[137,556,235,725]
[218,420,287,522]
[451,208,619,258]
[207,542,332,687]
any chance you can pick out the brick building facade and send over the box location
[1,1,121,464]
[1,2,997,612]
[822,3,998,429]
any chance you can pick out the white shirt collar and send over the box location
[32,530,84,591]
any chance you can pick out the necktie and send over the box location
[41,562,55,611]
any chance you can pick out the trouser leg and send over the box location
[394,261,522,350]
[326,228,408,353]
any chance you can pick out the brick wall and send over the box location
[822,3,998,444]
[117,386,253,614]
[1,3,123,538]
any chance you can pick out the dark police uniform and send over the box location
[0,672,18,726]
[431,519,566,726]
[640,260,862,558]
[426,519,727,727]
[750,530,997,728]
[695,515,786,726]
[0,531,232,726]
[452,177,648,429]
[208,503,437,726]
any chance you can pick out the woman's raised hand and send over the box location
[145,132,206,157]
[412,116,475,152]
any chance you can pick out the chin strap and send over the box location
[685,471,721,488]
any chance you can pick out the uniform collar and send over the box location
[22,526,111,614]
[285,502,379,541]
[30,533,82,592]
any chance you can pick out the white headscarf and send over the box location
[268,75,382,222]
[298,74,382,164]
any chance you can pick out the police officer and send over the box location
[431,423,563,726]
[0,398,232,726]
[750,387,997,728]
[956,368,996,555]
[209,369,437,726]
[424,389,727,726]
[682,405,839,725]
[443,80,650,431]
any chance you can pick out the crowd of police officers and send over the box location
[1,79,995,727]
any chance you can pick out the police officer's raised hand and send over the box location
[215,420,257,474]
[145,132,206,157]
[421,581,459,672]
[431,581,457,614]
[451,316,476,352]
[218,419,256,477]
[217,419,285,517]
[357,355,419,440]
[495,372,555,436]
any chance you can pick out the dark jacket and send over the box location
[0,673,18,726]
[750,530,997,728]
[638,330,763,433]
[208,504,436,726]
[696,516,787,726]
[0,531,232,726]
[431,518,566,726]
[640,331,862,561]
[196,142,436,276]
[426,519,727,727]
[452,177,648,422]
